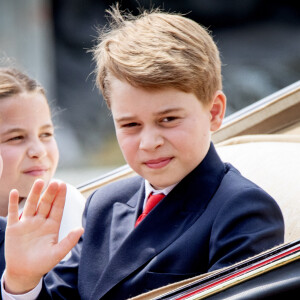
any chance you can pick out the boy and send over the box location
[2,6,283,300]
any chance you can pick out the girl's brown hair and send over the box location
[0,67,45,99]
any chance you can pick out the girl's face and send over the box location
[0,92,59,204]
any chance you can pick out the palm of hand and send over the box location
[4,179,84,294]
[5,215,61,277]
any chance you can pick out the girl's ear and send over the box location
[209,91,226,132]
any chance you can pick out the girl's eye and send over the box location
[6,136,23,142]
[40,132,54,140]
[40,132,53,138]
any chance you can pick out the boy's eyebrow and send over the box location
[114,116,136,123]
[154,107,184,116]
[114,107,184,123]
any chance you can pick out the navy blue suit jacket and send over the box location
[40,143,284,299]
[0,217,6,275]
[0,217,6,299]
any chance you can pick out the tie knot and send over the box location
[135,193,165,227]
[144,193,165,214]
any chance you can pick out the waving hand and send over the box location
[3,179,84,294]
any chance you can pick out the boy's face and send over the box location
[110,78,223,189]
[0,92,59,203]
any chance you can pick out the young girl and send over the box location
[0,67,85,242]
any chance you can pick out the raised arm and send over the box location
[3,179,84,294]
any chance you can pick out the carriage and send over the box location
[78,80,300,299]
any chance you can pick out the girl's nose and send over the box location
[27,142,47,159]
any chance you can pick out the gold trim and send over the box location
[184,252,300,300]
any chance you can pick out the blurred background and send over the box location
[1,0,299,185]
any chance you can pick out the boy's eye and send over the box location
[161,116,177,122]
[122,122,139,128]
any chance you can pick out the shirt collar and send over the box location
[144,180,178,200]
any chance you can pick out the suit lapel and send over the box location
[109,188,144,259]
[91,143,225,299]
[0,218,6,245]
[0,229,4,245]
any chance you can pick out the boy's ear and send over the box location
[209,91,226,132]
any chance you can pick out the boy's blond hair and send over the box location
[93,6,222,108]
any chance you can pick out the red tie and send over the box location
[135,193,165,227]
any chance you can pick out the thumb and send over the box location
[53,227,84,262]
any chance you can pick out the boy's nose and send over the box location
[139,128,164,151]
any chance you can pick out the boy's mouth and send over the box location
[144,157,173,169]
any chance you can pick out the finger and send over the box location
[48,182,67,225]
[36,181,60,218]
[53,227,84,262]
[22,179,45,217]
[7,189,20,226]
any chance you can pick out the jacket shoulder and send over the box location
[86,175,143,207]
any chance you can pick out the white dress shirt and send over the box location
[143,180,177,208]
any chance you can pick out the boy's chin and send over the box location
[149,179,178,190]
[150,183,165,190]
